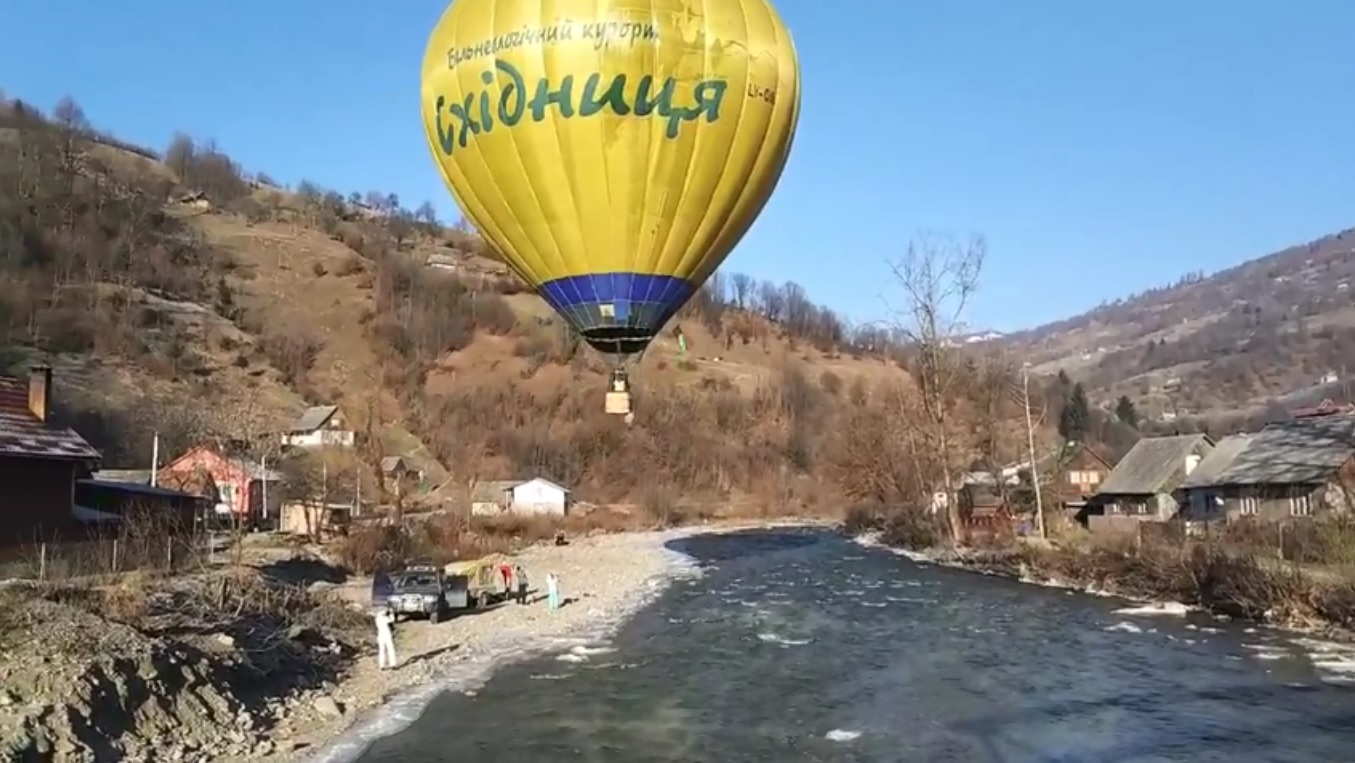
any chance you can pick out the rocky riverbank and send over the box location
[262,527,706,763]
[0,520,823,762]
[855,529,1355,635]
[0,569,369,762]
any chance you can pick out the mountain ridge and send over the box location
[994,225,1355,421]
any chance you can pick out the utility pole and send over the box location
[150,431,160,487]
[260,454,269,526]
[1022,362,1046,539]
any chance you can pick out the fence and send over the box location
[1209,517,1355,565]
[1086,515,1144,538]
[1083,515,1355,569]
[0,534,208,582]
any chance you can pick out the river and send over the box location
[355,528,1355,762]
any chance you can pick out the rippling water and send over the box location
[355,529,1355,762]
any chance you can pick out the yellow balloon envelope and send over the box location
[421,0,800,356]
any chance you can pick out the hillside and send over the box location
[994,227,1355,423]
[5,92,1029,518]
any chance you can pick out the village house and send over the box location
[1087,433,1214,522]
[157,445,285,527]
[508,478,572,516]
[958,447,1071,512]
[1180,417,1355,523]
[0,366,103,544]
[470,478,573,517]
[1178,434,1255,524]
[470,480,519,516]
[280,405,354,449]
[1052,441,1116,514]
[957,482,1006,516]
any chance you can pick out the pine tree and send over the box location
[1058,382,1091,441]
[1114,395,1139,429]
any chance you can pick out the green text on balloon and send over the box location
[432,60,728,154]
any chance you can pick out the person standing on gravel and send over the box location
[374,607,398,669]
[515,565,529,605]
[546,572,561,610]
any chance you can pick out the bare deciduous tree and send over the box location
[730,273,752,310]
[164,133,195,181]
[888,232,986,542]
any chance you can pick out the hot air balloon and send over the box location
[421,0,800,415]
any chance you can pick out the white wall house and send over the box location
[508,478,571,516]
[281,405,355,448]
[470,481,519,516]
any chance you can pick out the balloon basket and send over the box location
[605,390,632,416]
[606,367,632,415]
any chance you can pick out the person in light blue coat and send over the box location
[546,572,561,610]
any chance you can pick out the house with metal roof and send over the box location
[1178,416,1355,523]
[1177,434,1253,523]
[1088,433,1215,521]
[280,405,355,449]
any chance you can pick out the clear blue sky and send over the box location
[3,1,1352,332]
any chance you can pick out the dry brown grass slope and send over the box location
[7,92,994,518]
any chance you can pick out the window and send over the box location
[1290,490,1312,518]
[1069,470,1101,486]
[1189,492,1207,514]
[1240,495,1259,516]
[1107,502,1122,515]
[1133,502,1150,515]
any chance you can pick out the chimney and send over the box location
[28,365,51,423]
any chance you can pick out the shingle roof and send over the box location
[0,377,100,462]
[289,405,338,433]
[1207,416,1355,486]
[1096,434,1211,495]
[1180,435,1253,489]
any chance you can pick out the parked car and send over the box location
[371,564,453,623]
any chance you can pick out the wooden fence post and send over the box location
[112,539,119,574]
[38,543,46,581]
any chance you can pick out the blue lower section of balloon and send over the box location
[538,273,697,336]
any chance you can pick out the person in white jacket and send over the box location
[374,607,398,669]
